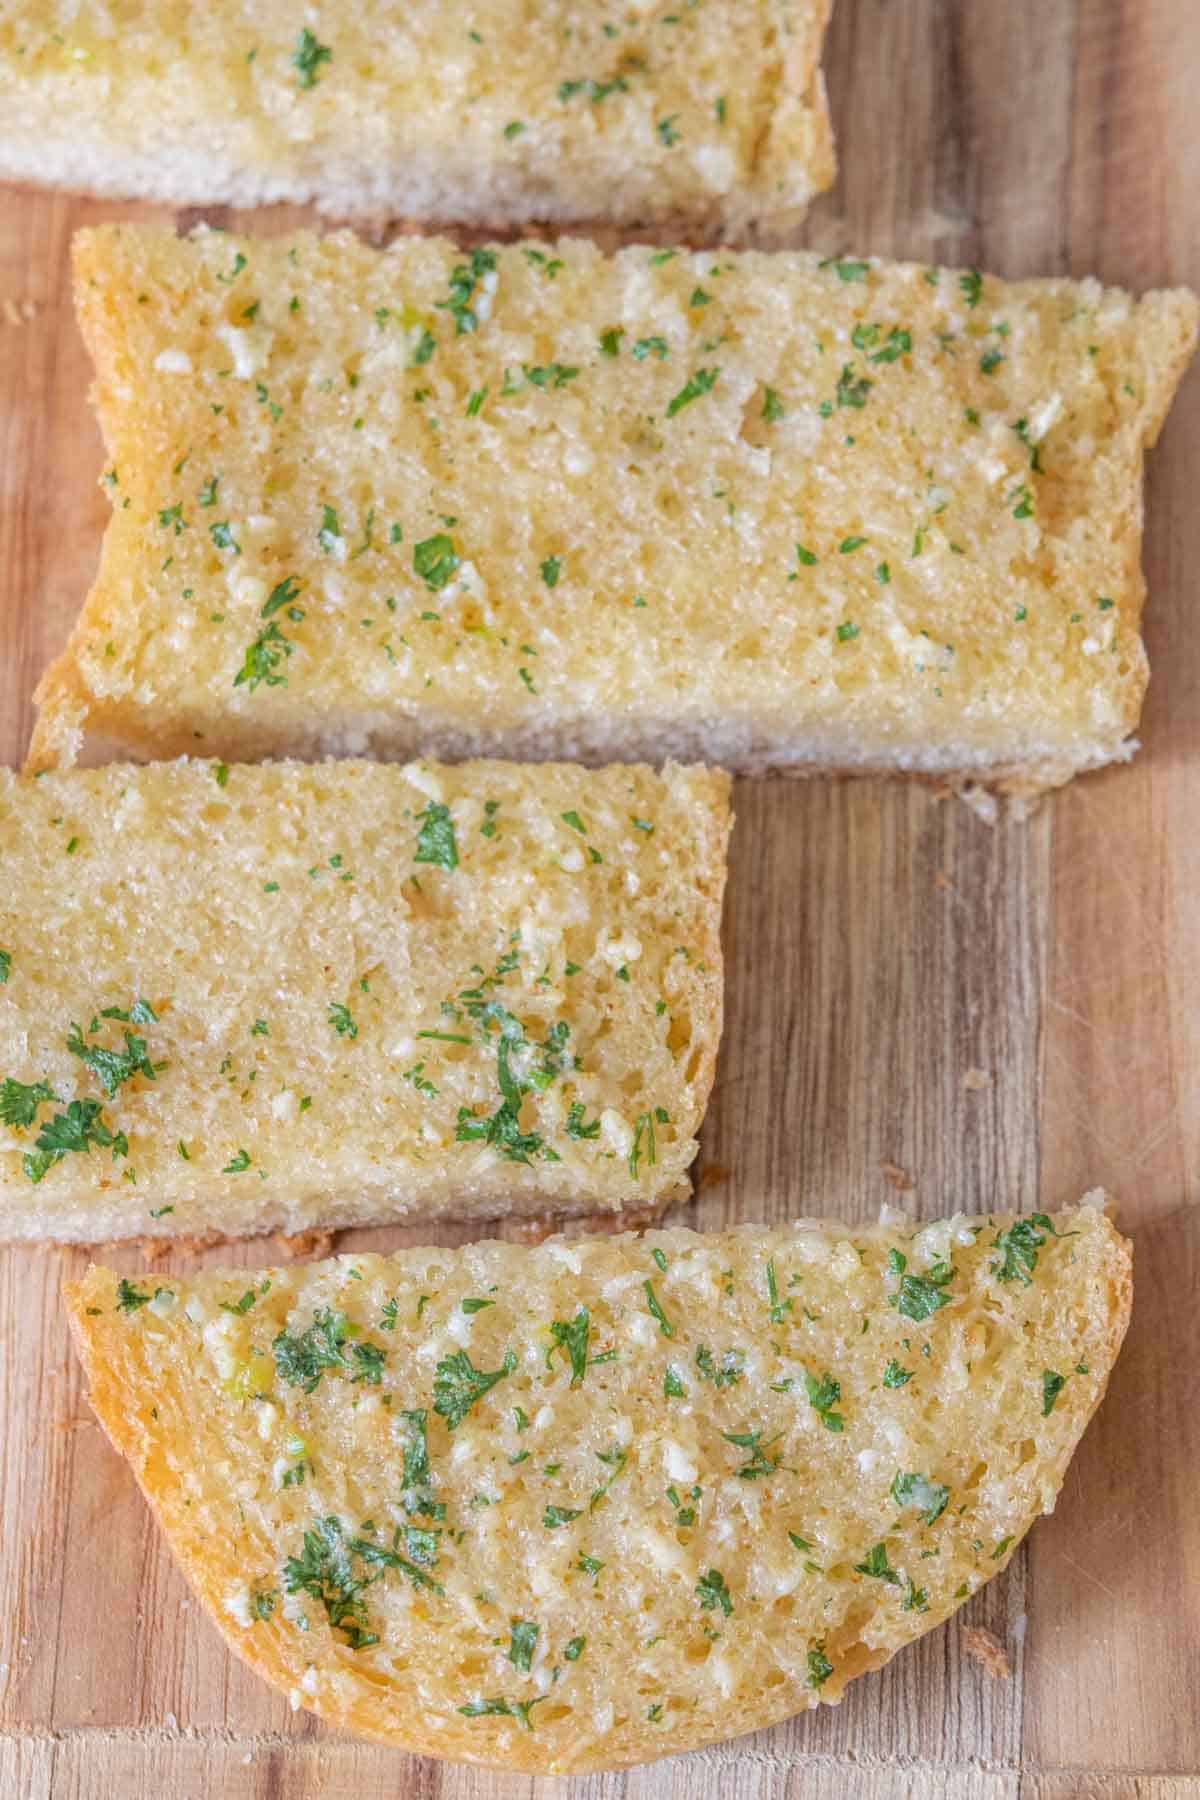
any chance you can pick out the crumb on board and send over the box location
[962,1625,1012,1679]
[274,1229,334,1260]
[959,785,1000,825]
[509,1205,664,1245]
[880,1160,915,1191]
[137,1232,226,1264]
[698,1164,732,1190]
[962,1068,993,1092]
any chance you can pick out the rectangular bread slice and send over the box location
[0,757,730,1243]
[0,2,834,242]
[32,227,1198,791]
[65,1200,1131,1773]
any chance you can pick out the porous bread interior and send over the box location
[30,229,1197,787]
[66,1200,1131,1774]
[0,757,729,1243]
[0,1,835,240]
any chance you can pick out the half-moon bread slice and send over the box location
[66,1199,1131,1773]
[0,756,729,1243]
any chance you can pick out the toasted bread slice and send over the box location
[32,228,1196,791]
[0,2,834,242]
[65,1200,1130,1773]
[0,758,729,1243]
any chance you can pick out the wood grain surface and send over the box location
[1,1,1198,1794]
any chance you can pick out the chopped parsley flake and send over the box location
[888,1253,955,1321]
[868,326,912,363]
[543,1504,582,1529]
[221,1289,257,1316]
[890,1471,950,1523]
[66,1014,157,1098]
[292,27,332,89]
[234,619,296,691]
[548,1307,590,1385]
[459,1694,546,1729]
[723,1426,782,1479]
[455,1010,571,1166]
[523,361,579,390]
[766,1258,792,1322]
[413,532,460,591]
[414,802,459,871]
[853,1542,900,1585]
[400,1409,444,1517]
[436,247,497,336]
[507,1620,539,1672]
[558,75,629,103]
[328,1001,358,1039]
[23,1098,128,1185]
[883,1359,912,1388]
[804,1370,845,1431]
[991,1212,1069,1286]
[1013,417,1045,471]
[1042,1369,1067,1416]
[251,1586,277,1621]
[695,1568,733,1616]
[0,1077,57,1130]
[836,364,872,409]
[696,1344,746,1389]
[666,367,720,418]
[272,1308,387,1393]
[819,258,870,282]
[565,1102,601,1140]
[433,1347,517,1429]
[643,1279,674,1337]
[115,1278,153,1313]
[960,269,983,308]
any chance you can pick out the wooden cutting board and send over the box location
[1,3,1198,1795]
